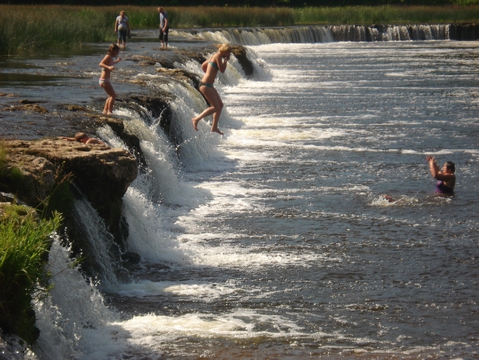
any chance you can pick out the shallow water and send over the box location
[4,38,478,359]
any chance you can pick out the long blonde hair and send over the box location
[217,43,232,53]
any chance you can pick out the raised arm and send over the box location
[426,155,439,178]
[426,155,455,181]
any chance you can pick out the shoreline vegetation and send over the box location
[1,5,479,54]
[0,142,65,343]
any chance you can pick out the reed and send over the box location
[0,204,62,343]
[0,5,114,55]
[1,5,479,54]
[293,5,479,24]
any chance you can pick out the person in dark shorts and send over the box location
[115,10,130,49]
[158,6,169,49]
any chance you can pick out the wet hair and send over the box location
[445,161,455,173]
[216,43,232,53]
[108,44,120,55]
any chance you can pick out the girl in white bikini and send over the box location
[192,43,232,135]
[99,44,122,115]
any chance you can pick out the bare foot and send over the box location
[192,117,200,131]
[211,127,224,135]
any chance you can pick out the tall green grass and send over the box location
[0,142,66,343]
[0,205,62,344]
[294,5,479,24]
[89,5,296,29]
[0,5,114,54]
[1,5,479,54]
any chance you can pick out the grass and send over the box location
[0,142,68,343]
[293,5,479,25]
[0,204,62,344]
[1,4,479,54]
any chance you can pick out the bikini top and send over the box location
[435,180,454,194]
[208,61,219,70]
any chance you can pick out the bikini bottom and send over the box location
[199,81,213,88]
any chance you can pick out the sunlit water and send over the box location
[12,39,479,359]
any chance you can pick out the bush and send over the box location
[0,205,62,344]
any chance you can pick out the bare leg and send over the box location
[101,82,116,115]
[192,86,224,134]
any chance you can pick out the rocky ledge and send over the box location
[1,139,138,248]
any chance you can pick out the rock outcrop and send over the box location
[1,139,138,249]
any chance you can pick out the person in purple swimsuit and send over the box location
[426,155,456,195]
[384,156,456,203]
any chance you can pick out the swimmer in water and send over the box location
[426,155,456,195]
[383,155,456,202]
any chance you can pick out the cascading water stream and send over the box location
[176,24,451,45]
[6,26,477,359]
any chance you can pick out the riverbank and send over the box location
[1,5,479,54]
[1,22,478,358]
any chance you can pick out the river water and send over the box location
[2,32,478,359]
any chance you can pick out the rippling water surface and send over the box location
[13,39,479,359]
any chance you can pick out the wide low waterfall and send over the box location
[176,23,478,45]
[2,25,478,359]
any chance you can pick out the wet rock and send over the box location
[62,104,87,111]
[6,104,48,114]
[232,46,254,77]
[1,139,138,242]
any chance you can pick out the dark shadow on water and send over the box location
[0,43,106,62]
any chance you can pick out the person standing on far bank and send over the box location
[115,10,130,49]
[158,6,169,49]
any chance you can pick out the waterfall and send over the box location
[32,237,118,359]
[175,24,454,45]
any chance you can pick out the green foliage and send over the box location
[293,5,479,24]
[0,142,72,343]
[0,4,479,54]
[0,205,62,344]
[0,5,115,55]
[0,142,24,191]
[166,6,295,27]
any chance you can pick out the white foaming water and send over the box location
[72,197,121,289]
[27,39,479,359]
[32,238,118,360]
